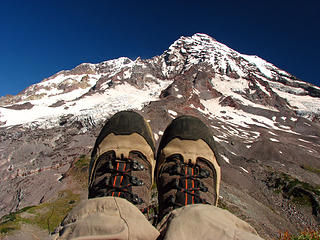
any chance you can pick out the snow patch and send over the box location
[0,77,173,128]
[268,131,277,136]
[168,110,178,116]
[290,117,298,121]
[241,54,273,78]
[209,76,277,111]
[213,136,228,143]
[199,98,290,133]
[269,138,280,142]
[255,81,270,96]
[298,144,308,149]
[271,87,320,121]
[298,138,311,143]
[193,88,200,95]
[221,155,230,164]
[240,167,249,173]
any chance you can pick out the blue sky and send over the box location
[0,0,319,97]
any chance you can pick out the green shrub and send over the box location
[0,190,79,235]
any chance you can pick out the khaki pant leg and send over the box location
[158,204,264,240]
[52,197,159,240]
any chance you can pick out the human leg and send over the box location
[55,197,159,240]
[53,111,159,240]
[157,204,263,240]
[155,115,263,240]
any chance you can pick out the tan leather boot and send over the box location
[156,115,221,219]
[88,111,155,213]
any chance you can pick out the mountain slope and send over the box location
[1,34,319,129]
[0,33,320,239]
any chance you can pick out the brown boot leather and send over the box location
[88,111,155,213]
[156,115,221,219]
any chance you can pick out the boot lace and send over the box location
[90,154,145,205]
[165,156,210,208]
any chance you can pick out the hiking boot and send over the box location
[156,115,221,219]
[88,111,155,212]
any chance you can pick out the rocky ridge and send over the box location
[0,33,320,239]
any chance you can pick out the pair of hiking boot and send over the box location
[88,111,221,221]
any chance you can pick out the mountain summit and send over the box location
[1,33,319,128]
[0,33,320,239]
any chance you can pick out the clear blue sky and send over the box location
[0,0,319,97]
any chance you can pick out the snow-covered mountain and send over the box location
[0,33,320,239]
[1,33,319,129]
